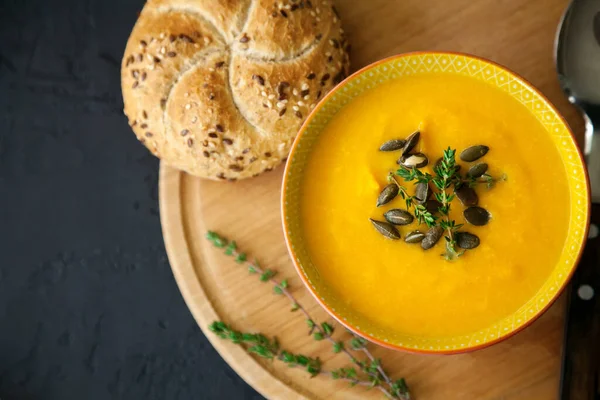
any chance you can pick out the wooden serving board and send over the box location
[159,0,586,398]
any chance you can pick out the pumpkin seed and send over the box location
[424,199,442,214]
[398,153,428,169]
[370,219,401,240]
[376,184,399,207]
[384,209,414,225]
[405,230,425,243]
[460,145,489,162]
[421,226,444,250]
[414,182,431,204]
[467,163,488,178]
[456,232,480,249]
[379,139,406,152]
[455,184,479,206]
[402,131,420,155]
[464,206,490,226]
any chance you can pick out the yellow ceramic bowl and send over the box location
[281,52,590,354]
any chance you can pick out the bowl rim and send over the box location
[281,50,591,354]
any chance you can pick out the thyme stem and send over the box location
[206,232,410,400]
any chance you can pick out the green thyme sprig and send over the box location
[431,148,464,260]
[209,324,392,388]
[206,231,411,400]
[466,173,508,189]
[396,167,434,184]
[395,148,469,260]
[211,321,383,387]
[210,322,324,376]
[431,148,460,189]
[439,219,464,261]
[210,321,281,359]
[388,173,436,227]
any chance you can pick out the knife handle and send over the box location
[560,204,600,400]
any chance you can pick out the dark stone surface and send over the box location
[0,0,263,398]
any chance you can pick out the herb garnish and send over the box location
[432,148,464,260]
[395,148,464,259]
[387,173,436,227]
[206,231,411,400]
[376,132,506,260]
[466,173,508,189]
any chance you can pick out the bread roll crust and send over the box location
[122,0,349,180]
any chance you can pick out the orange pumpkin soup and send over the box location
[300,73,570,337]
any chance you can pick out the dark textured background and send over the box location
[0,0,263,398]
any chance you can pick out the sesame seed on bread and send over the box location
[121,0,350,180]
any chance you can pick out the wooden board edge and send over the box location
[158,162,307,400]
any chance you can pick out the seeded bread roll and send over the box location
[121,0,350,180]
